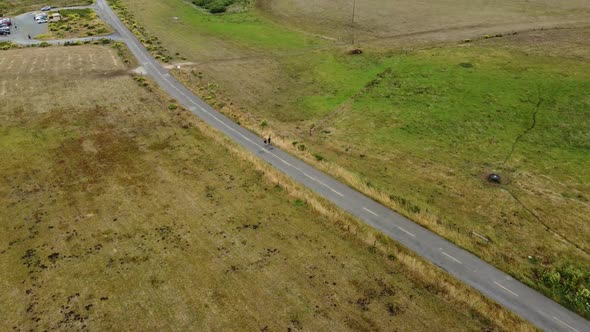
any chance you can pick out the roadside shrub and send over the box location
[0,41,16,50]
[313,153,325,161]
[294,199,306,207]
[168,103,178,111]
[536,263,590,315]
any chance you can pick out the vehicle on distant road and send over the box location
[41,6,52,11]
[0,27,10,35]
[0,18,11,27]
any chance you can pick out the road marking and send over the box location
[441,251,462,264]
[553,316,580,332]
[397,226,416,237]
[363,207,378,216]
[494,282,519,297]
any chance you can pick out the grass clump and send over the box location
[536,263,590,314]
[192,0,245,14]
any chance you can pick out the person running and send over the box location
[268,136,271,145]
[263,138,267,145]
[28,34,31,39]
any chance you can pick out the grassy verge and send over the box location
[0,45,532,331]
[39,9,112,40]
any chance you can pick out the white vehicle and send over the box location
[34,13,48,23]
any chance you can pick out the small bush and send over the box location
[192,0,242,14]
[536,264,590,315]
[294,199,306,207]
[168,104,178,111]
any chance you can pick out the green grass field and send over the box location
[114,0,590,317]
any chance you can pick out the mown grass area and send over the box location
[0,0,93,16]
[38,8,111,40]
[0,45,528,331]
[113,0,590,317]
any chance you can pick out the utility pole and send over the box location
[351,0,357,45]
[351,0,356,26]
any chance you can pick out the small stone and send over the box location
[488,173,501,183]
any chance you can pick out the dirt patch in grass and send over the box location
[0,46,531,331]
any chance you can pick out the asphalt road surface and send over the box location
[90,0,589,330]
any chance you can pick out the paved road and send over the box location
[90,0,589,330]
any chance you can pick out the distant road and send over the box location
[92,0,590,330]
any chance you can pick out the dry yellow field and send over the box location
[258,0,590,44]
[0,46,531,330]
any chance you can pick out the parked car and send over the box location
[0,18,11,26]
[0,27,10,35]
[41,6,52,11]
[37,18,48,24]
[35,13,48,22]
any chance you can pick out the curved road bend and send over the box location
[93,0,590,330]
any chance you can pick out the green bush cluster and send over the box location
[192,0,239,14]
[60,8,94,19]
[537,264,590,315]
[0,41,17,51]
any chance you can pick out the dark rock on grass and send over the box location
[487,173,501,184]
